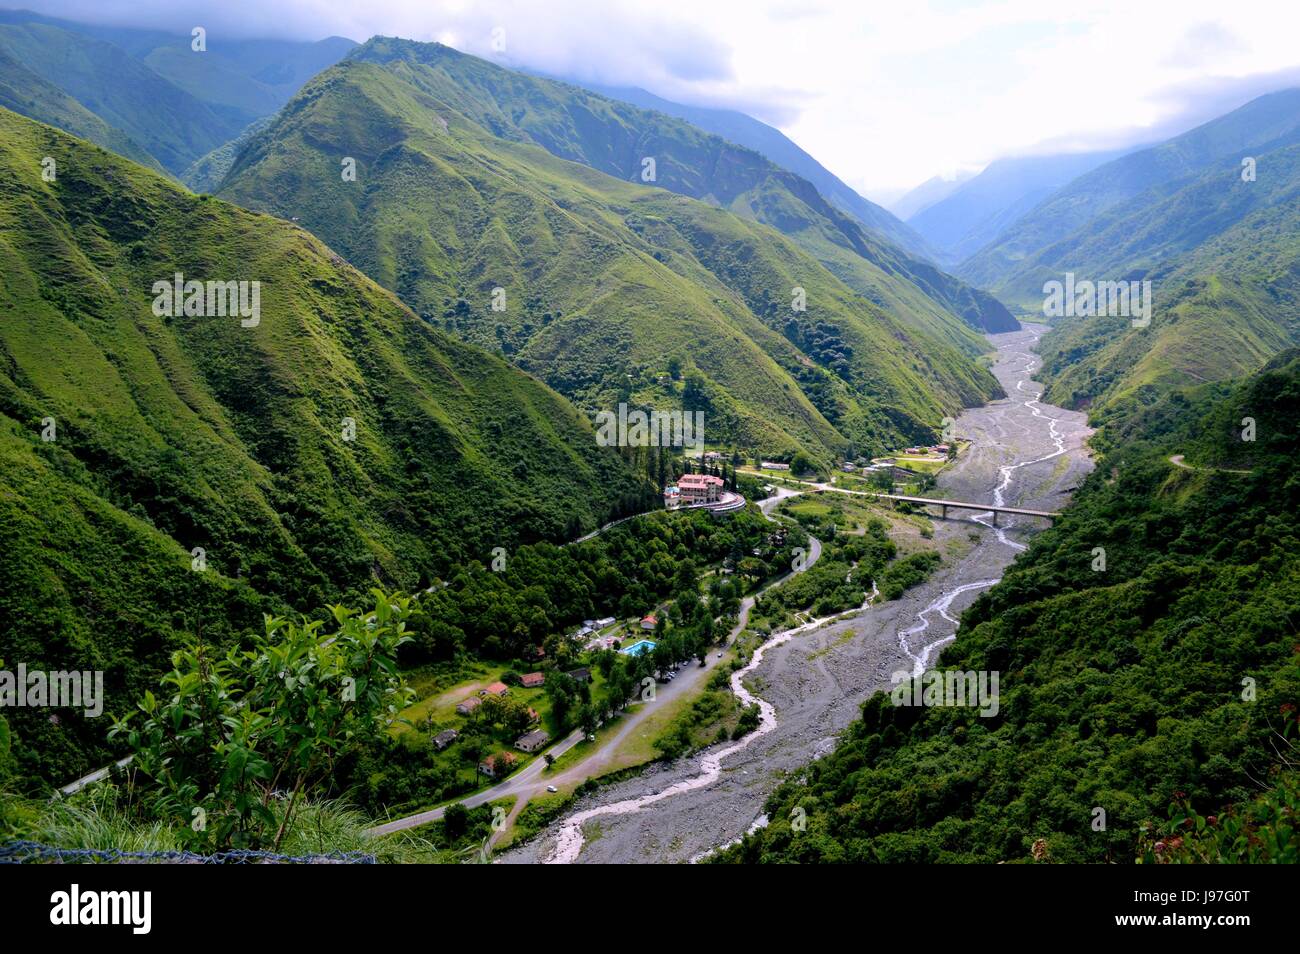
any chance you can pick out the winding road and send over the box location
[366,486,822,838]
[500,324,1094,864]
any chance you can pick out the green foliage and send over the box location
[407,507,795,662]
[111,590,415,851]
[219,38,1004,459]
[719,355,1300,863]
[879,551,942,601]
[0,107,646,787]
[1140,771,1300,864]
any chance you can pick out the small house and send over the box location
[566,667,591,684]
[514,730,550,753]
[480,682,510,698]
[455,696,482,715]
[479,753,517,778]
[520,672,546,688]
[432,729,458,750]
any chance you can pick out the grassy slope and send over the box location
[0,20,243,173]
[0,107,644,784]
[1033,142,1300,418]
[345,38,1016,341]
[959,88,1300,305]
[220,55,997,457]
[0,46,165,175]
[720,353,1300,863]
[571,79,940,261]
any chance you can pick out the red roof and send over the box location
[641,614,658,624]
[521,672,545,687]
[678,474,724,488]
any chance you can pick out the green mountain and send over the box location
[0,45,164,174]
[1031,138,1300,418]
[0,106,646,784]
[565,78,940,261]
[339,39,1015,339]
[217,40,1008,459]
[182,114,274,193]
[720,351,1300,863]
[959,88,1300,307]
[0,16,244,173]
[0,10,355,175]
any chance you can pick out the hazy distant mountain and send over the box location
[910,150,1129,265]
[959,89,1300,302]
[1034,135,1300,417]
[890,171,974,220]
[0,44,164,173]
[559,79,939,262]
[0,9,354,172]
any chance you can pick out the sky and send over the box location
[20,0,1300,202]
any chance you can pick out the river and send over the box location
[501,325,1094,864]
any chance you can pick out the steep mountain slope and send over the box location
[960,89,1300,303]
[219,50,1002,457]
[568,78,938,261]
[182,114,274,193]
[0,16,244,173]
[341,39,1014,339]
[721,352,1300,863]
[0,10,355,174]
[0,45,164,174]
[909,149,1127,265]
[0,107,645,782]
[889,171,973,221]
[1030,140,1300,418]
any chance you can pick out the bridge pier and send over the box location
[940,504,947,519]
[991,511,998,527]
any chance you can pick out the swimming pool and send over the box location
[621,639,657,657]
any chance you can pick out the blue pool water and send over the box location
[621,639,657,657]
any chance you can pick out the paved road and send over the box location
[365,486,819,837]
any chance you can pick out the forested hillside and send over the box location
[342,39,1016,338]
[720,352,1300,862]
[0,107,647,786]
[219,42,1005,459]
[959,88,1300,304]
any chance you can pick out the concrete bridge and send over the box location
[864,492,1059,524]
[740,471,1060,524]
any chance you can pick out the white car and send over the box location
[546,785,558,793]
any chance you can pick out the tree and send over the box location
[443,801,470,839]
[112,591,415,850]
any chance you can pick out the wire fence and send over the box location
[0,840,376,864]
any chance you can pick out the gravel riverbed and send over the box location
[500,326,1094,864]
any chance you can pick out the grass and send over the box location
[0,105,649,787]
[218,37,1007,460]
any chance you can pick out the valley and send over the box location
[1,2,1296,883]
[499,326,1093,862]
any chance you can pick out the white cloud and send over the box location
[23,0,1300,193]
